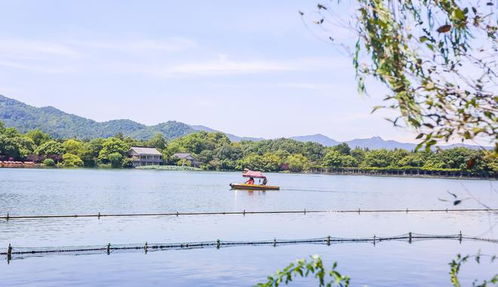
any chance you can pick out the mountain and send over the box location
[291,134,340,147]
[190,125,264,142]
[345,136,417,150]
[0,95,488,149]
[291,134,418,150]
[0,95,194,140]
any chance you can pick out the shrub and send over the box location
[42,158,55,167]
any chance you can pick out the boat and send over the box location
[229,170,280,190]
[229,183,280,190]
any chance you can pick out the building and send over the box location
[129,147,163,167]
[172,153,199,167]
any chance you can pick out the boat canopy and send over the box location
[242,170,266,179]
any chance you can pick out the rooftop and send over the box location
[130,147,162,155]
[173,153,195,159]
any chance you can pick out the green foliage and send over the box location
[331,143,351,155]
[107,152,124,168]
[63,139,84,155]
[136,165,201,171]
[0,125,35,159]
[42,158,55,167]
[449,254,498,287]
[286,154,310,172]
[0,95,195,140]
[177,158,192,167]
[62,153,83,167]
[97,137,130,166]
[35,140,64,156]
[255,255,350,287]
[323,151,358,168]
[304,1,497,151]
[147,133,167,150]
[25,129,51,146]
[0,122,496,175]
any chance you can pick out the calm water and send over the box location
[0,168,497,286]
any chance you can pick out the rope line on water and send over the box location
[2,232,497,262]
[2,208,497,220]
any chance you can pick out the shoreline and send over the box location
[1,166,496,181]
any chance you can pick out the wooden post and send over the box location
[459,231,462,243]
[216,239,221,249]
[327,236,331,246]
[7,244,12,262]
[106,243,111,255]
[176,211,179,217]
[6,213,9,221]
[97,212,101,220]
[144,242,148,254]
[304,209,306,215]
[373,235,376,246]
[358,208,361,215]
[408,232,412,244]
[273,238,277,247]
[243,209,246,216]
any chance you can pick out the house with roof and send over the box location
[172,153,199,167]
[129,147,163,167]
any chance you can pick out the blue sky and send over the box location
[0,0,419,141]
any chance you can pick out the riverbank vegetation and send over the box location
[1,121,496,176]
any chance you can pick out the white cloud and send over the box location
[0,39,80,59]
[74,37,197,53]
[154,56,344,77]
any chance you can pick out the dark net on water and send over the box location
[3,233,497,262]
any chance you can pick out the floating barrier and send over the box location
[2,232,497,262]
[1,208,497,221]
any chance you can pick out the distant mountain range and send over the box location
[290,134,485,150]
[0,95,485,150]
[290,134,417,150]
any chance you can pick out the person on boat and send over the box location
[245,177,255,185]
[262,177,268,185]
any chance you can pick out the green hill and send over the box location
[0,95,194,139]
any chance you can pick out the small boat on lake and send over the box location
[230,170,280,190]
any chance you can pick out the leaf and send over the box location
[371,105,384,113]
[419,36,429,43]
[437,24,452,33]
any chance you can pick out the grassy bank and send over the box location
[135,165,202,171]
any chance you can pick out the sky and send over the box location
[0,0,421,142]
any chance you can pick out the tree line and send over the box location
[0,121,496,175]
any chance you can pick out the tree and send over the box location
[286,154,310,172]
[398,152,429,167]
[303,1,497,151]
[35,140,64,157]
[362,149,396,167]
[62,153,83,167]
[63,139,84,155]
[25,130,51,146]
[331,143,351,155]
[324,151,358,168]
[98,137,130,166]
[42,158,55,167]
[107,152,124,168]
[0,134,22,159]
[146,133,167,150]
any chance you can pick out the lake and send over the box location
[1,168,497,286]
